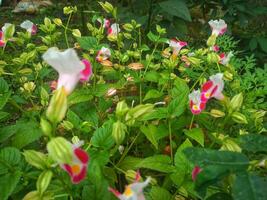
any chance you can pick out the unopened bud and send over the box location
[47,137,73,164]
[207,34,217,47]
[207,52,220,64]
[230,93,243,111]
[61,120,74,131]
[224,71,233,81]
[112,121,127,144]
[125,170,140,183]
[232,112,248,124]
[23,150,48,170]
[46,87,68,124]
[37,170,53,196]
[99,1,114,13]
[40,118,52,137]
[123,23,133,32]
[23,81,36,93]
[116,101,129,118]
[53,18,62,26]
[210,109,225,118]
[72,29,81,37]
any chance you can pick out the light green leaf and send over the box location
[0,78,11,109]
[140,125,158,149]
[143,89,163,102]
[239,134,267,153]
[148,186,173,200]
[77,36,98,50]
[147,31,159,42]
[0,171,22,200]
[68,89,93,106]
[0,147,21,175]
[184,128,204,147]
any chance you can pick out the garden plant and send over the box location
[0,1,266,200]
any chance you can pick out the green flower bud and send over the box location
[4,24,15,40]
[63,6,77,15]
[46,88,68,124]
[210,109,225,118]
[125,170,140,183]
[37,170,53,196]
[207,34,217,47]
[61,120,74,131]
[99,1,114,13]
[116,101,129,118]
[123,23,134,32]
[121,54,129,63]
[53,18,62,26]
[40,118,52,137]
[207,52,220,64]
[224,71,233,81]
[123,33,132,39]
[23,191,53,200]
[47,137,73,164]
[23,82,36,93]
[23,150,48,170]
[44,17,52,27]
[19,68,33,75]
[221,139,241,152]
[112,121,127,144]
[72,29,81,38]
[126,104,154,121]
[232,112,248,124]
[230,93,243,111]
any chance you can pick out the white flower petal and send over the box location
[20,20,34,31]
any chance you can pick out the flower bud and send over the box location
[23,82,36,93]
[61,120,74,131]
[99,1,114,13]
[63,6,77,15]
[37,170,53,196]
[40,118,52,137]
[23,191,53,200]
[46,87,68,124]
[47,137,73,164]
[116,101,129,118]
[4,24,15,40]
[121,54,129,63]
[127,104,154,120]
[125,170,140,183]
[207,52,220,64]
[44,17,52,27]
[112,121,127,144]
[123,23,134,32]
[207,34,217,47]
[23,150,48,170]
[210,109,225,118]
[230,93,243,111]
[53,18,62,26]
[223,71,233,81]
[231,112,248,124]
[72,29,81,38]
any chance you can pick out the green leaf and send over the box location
[0,78,11,109]
[118,156,143,171]
[249,38,257,51]
[239,134,267,153]
[148,186,173,200]
[0,171,22,200]
[159,0,191,22]
[11,122,42,149]
[144,71,161,82]
[0,124,18,143]
[77,36,98,50]
[0,111,9,121]
[174,139,192,169]
[184,128,204,147]
[91,121,115,149]
[68,89,93,106]
[257,37,267,53]
[183,147,249,171]
[0,147,21,175]
[233,172,267,200]
[140,125,159,149]
[147,31,159,42]
[143,89,163,101]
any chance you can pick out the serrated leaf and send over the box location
[148,186,173,200]
[257,37,267,53]
[91,121,115,149]
[159,0,191,22]
[0,78,11,109]
[143,89,163,101]
[0,171,22,200]
[233,172,267,200]
[68,89,93,106]
[239,134,267,153]
[140,125,158,149]
[0,147,21,175]
[147,31,159,42]
[184,128,204,147]
[77,36,98,50]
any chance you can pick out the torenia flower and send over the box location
[192,166,202,181]
[61,141,89,184]
[20,20,37,35]
[210,45,220,52]
[108,23,120,36]
[109,171,151,200]
[189,90,206,115]
[97,18,110,28]
[201,73,224,102]
[0,23,15,47]
[96,47,111,62]
[208,19,227,36]
[42,48,92,94]
[219,51,233,66]
[0,31,4,47]
[167,39,187,54]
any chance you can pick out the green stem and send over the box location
[168,120,173,164]
[189,115,195,130]
[64,13,72,48]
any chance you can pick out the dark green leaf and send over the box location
[0,78,11,109]
[148,186,173,200]
[239,134,267,153]
[0,147,21,175]
[140,125,159,149]
[0,171,22,200]
[257,37,267,53]
[184,128,204,147]
[143,89,163,102]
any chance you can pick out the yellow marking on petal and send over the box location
[205,92,211,98]
[71,164,81,174]
[193,105,199,110]
[124,186,133,197]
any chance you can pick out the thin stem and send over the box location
[189,115,195,130]
[168,120,173,164]
[64,13,72,48]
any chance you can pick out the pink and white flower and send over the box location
[97,18,110,28]
[189,90,206,115]
[61,142,89,184]
[208,19,227,36]
[201,73,224,102]
[20,20,37,35]
[109,171,151,200]
[96,47,111,62]
[0,23,15,47]
[42,48,92,94]
[167,39,187,54]
[210,45,220,52]
[219,51,233,66]
[192,166,202,181]
[0,31,4,47]
[108,23,120,36]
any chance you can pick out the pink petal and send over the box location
[200,92,209,103]
[0,40,5,47]
[202,80,213,92]
[108,187,122,197]
[178,41,187,47]
[135,170,141,182]
[31,24,37,35]
[80,59,92,82]
[74,148,89,164]
[61,164,73,177]
[192,166,202,181]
